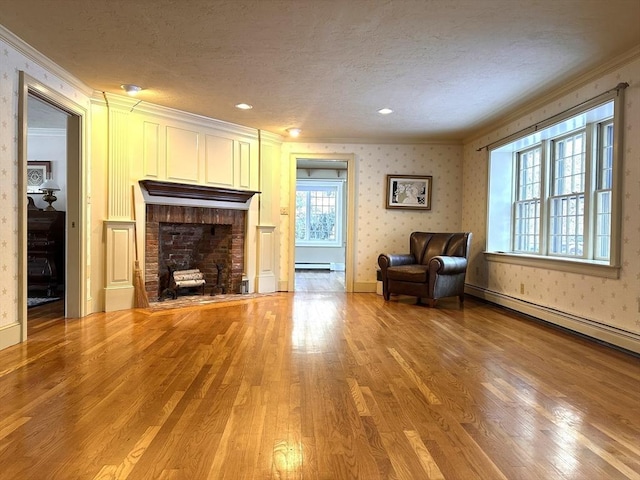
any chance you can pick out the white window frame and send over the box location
[295,180,344,247]
[486,92,623,279]
[547,129,590,259]
[513,146,543,254]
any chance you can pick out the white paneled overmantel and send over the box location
[125,98,260,192]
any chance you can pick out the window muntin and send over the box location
[295,181,343,246]
[487,98,619,266]
[513,147,541,253]
[594,122,614,260]
[548,131,587,257]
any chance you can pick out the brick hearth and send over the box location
[145,204,245,301]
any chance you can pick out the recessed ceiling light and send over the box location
[287,128,301,137]
[378,108,393,115]
[120,84,143,96]
[235,103,253,110]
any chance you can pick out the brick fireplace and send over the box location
[139,180,259,302]
[144,204,246,302]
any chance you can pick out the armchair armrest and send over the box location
[378,253,416,270]
[429,255,468,275]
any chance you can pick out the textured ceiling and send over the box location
[3,0,639,142]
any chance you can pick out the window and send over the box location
[594,121,614,260]
[487,95,622,275]
[295,180,343,246]
[514,147,541,253]
[548,131,587,257]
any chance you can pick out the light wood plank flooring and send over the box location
[295,269,345,292]
[2,294,639,479]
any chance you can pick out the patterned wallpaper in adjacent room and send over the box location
[280,142,464,286]
[462,53,640,336]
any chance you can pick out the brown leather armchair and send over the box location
[378,232,472,306]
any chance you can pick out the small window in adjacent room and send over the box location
[486,92,623,277]
[295,180,343,247]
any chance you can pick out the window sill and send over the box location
[484,252,620,279]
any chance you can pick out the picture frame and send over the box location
[385,174,432,210]
[27,161,51,193]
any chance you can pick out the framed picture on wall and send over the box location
[27,161,51,193]
[385,174,432,210]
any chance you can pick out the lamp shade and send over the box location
[40,179,60,191]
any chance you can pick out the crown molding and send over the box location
[259,129,284,145]
[0,25,93,97]
[283,136,463,146]
[92,91,260,141]
[464,45,640,146]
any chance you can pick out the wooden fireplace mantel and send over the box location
[139,180,260,203]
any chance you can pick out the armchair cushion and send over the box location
[386,264,429,283]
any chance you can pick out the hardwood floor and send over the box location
[2,294,639,479]
[295,269,345,292]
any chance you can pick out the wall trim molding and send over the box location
[285,137,463,146]
[259,130,284,145]
[354,281,377,293]
[0,25,93,96]
[93,92,260,141]
[0,323,21,350]
[465,284,640,354]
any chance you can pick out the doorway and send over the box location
[26,95,68,311]
[288,153,355,292]
[18,72,85,340]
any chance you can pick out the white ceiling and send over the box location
[28,94,69,129]
[3,0,639,142]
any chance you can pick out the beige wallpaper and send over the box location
[280,142,464,287]
[0,38,90,329]
[462,54,640,337]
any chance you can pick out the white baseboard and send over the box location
[354,281,377,293]
[465,284,640,354]
[104,286,135,312]
[0,322,22,350]
[255,272,277,293]
[295,262,346,271]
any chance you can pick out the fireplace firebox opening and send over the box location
[145,204,245,302]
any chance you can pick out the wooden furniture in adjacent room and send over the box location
[27,209,65,297]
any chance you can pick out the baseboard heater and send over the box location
[295,263,331,270]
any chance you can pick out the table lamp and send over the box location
[40,179,61,211]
